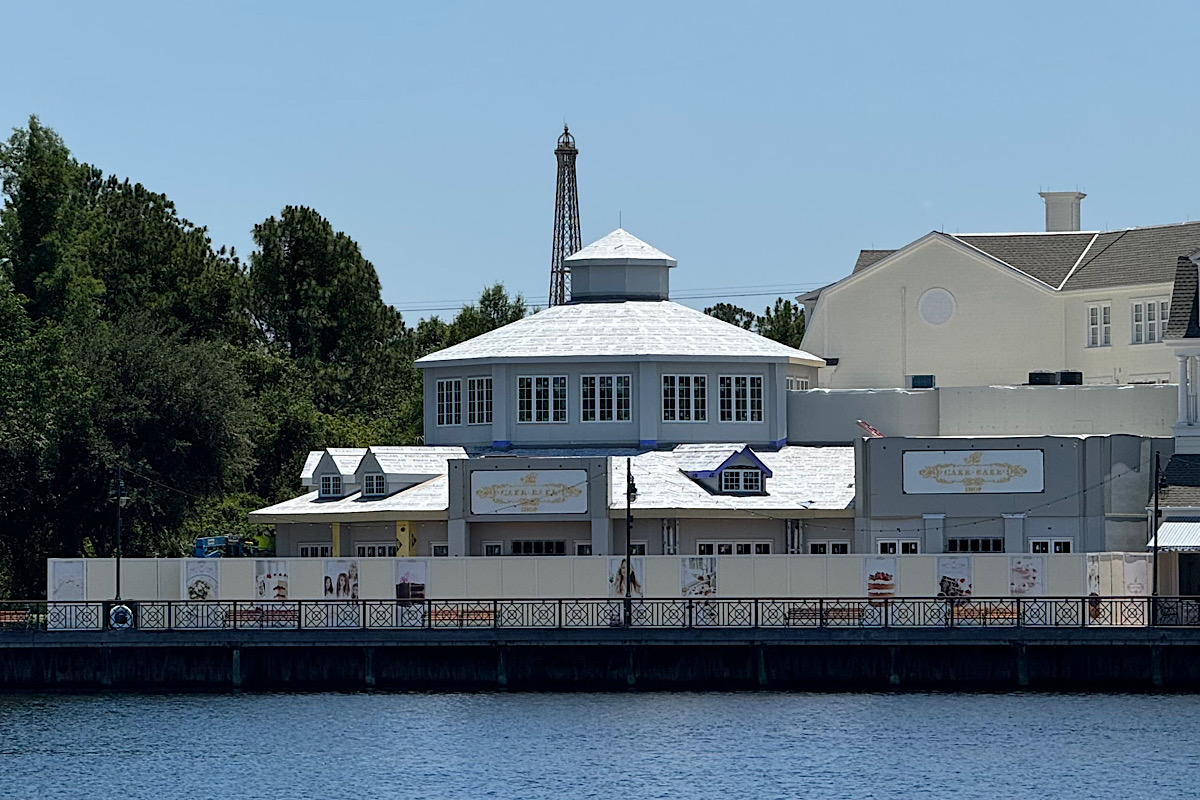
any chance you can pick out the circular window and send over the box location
[918,288,956,326]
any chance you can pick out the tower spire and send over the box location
[549,125,581,306]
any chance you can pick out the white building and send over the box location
[800,193,1200,389]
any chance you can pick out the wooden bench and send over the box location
[785,606,864,625]
[224,608,300,627]
[0,609,34,627]
[429,607,495,626]
[951,603,1018,624]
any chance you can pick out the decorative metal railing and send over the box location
[3,597,1200,632]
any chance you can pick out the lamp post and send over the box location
[1153,452,1161,602]
[624,457,638,627]
[113,465,130,601]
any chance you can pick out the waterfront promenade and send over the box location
[2,596,1199,692]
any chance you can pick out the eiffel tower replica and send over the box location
[549,125,581,306]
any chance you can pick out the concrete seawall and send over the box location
[2,629,1199,692]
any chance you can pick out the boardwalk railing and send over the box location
[3,597,1200,632]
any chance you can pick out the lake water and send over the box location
[0,692,1196,799]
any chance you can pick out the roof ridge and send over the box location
[945,233,1058,290]
[1056,232,1100,290]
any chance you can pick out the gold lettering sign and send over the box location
[904,450,1043,494]
[472,470,587,514]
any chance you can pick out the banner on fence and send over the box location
[1123,554,1151,596]
[255,560,289,601]
[324,559,359,600]
[50,560,86,601]
[680,557,717,596]
[863,558,897,599]
[609,557,645,599]
[394,559,428,602]
[1009,556,1044,597]
[936,556,972,598]
[182,559,219,601]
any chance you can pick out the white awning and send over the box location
[1148,520,1200,550]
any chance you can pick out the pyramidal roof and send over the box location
[415,300,824,366]
[565,229,676,265]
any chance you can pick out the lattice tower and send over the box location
[549,125,581,306]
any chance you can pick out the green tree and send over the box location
[704,302,755,330]
[755,298,806,349]
[445,283,528,346]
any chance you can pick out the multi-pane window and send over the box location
[581,375,632,422]
[1087,303,1111,347]
[878,539,920,555]
[720,468,763,494]
[363,473,386,497]
[1131,299,1170,344]
[356,543,399,557]
[947,537,1004,553]
[786,376,811,391]
[436,379,462,426]
[575,542,593,556]
[518,376,568,423]
[510,540,567,555]
[808,542,850,555]
[719,375,764,422]
[467,377,493,425]
[319,475,342,498]
[661,375,707,422]
[1031,538,1072,554]
[431,543,449,557]
[299,544,332,558]
[483,542,503,557]
[698,541,772,555]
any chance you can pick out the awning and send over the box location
[1148,519,1200,550]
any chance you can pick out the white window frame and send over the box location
[1087,303,1111,348]
[661,374,707,422]
[299,543,332,558]
[517,376,568,423]
[877,539,920,555]
[574,541,593,556]
[581,374,632,422]
[467,377,493,425]
[1131,298,1170,344]
[808,541,849,555]
[786,376,811,391]
[436,378,462,426]
[319,475,342,498]
[697,541,773,555]
[946,537,1004,553]
[483,541,503,557]
[718,375,764,422]
[356,542,398,558]
[431,543,450,557]
[720,468,763,494]
[1030,538,1073,554]
[362,473,386,497]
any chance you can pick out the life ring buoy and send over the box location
[109,604,134,630]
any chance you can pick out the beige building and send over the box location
[801,193,1200,389]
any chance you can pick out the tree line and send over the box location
[0,116,806,598]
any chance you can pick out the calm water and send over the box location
[0,692,1197,799]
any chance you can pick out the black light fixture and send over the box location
[624,457,638,626]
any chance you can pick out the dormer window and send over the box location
[320,475,343,498]
[363,473,386,497]
[720,468,762,494]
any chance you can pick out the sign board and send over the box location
[470,469,588,515]
[902,450,1044,494]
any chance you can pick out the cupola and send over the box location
[565,228,675,302]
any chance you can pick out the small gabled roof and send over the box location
[851,249,895,274]
[300,450,324,482]
[674,443,773,479]
[564,228,676,266]
[1166,254,1200,340]
[321,448,368,478]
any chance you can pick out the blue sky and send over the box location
[3,1,1198,319]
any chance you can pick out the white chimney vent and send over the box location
[1038,191,1086,232]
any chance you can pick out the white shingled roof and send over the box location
[369,446,466,477]
[611,446,855,515]
[249,476,450,522]
[300,451,324,481]
[327,448,368,476]
[415,301,825,367]
[673,443,751,474]
[565,228,676,265]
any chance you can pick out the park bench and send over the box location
[429,606,495,627]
